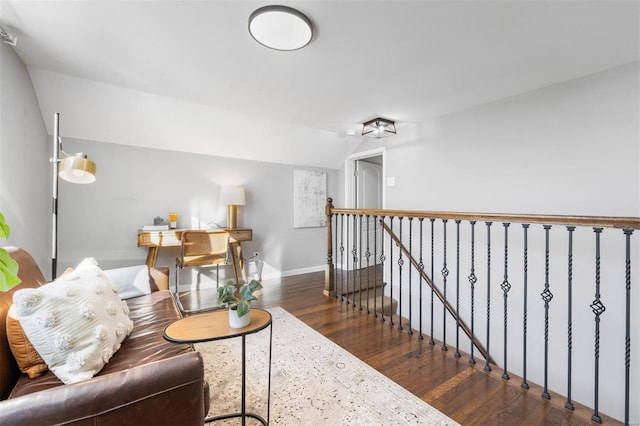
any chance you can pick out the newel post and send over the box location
[324,197,335,297]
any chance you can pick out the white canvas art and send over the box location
[293,170,326,228]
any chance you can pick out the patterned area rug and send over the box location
[196,307,458,426]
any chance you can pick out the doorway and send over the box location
[345,148,385,269]
[355,157,383,209]
[345,148,385,209]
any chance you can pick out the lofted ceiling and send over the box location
[1,0,638,169]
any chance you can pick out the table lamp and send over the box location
[219,186,245,229]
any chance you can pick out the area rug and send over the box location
[195,306,459,425]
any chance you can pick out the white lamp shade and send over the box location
[219,186,246,206]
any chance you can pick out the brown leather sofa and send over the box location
[0,247,209,425]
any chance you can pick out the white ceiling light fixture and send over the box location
[249,5,313,51]
[362,117,397,139]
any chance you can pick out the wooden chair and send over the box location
[175,230,230,313]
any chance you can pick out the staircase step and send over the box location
[337,265,385,296]
[343,292,398,317]
[339,280,385,296]
[366,295,397,316]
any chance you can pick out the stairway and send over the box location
[337,265,398,318]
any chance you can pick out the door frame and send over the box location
[344,147,386,209]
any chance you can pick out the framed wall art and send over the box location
[293,170,327,228]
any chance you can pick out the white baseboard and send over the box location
[261,264,325,280]
[177,264,326,290]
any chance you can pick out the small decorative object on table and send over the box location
[217,279,263,328]
[168,213,178,229]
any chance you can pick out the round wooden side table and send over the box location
[164,308,273,425]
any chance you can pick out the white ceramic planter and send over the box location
[229,307,251,328]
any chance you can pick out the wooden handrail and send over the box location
[380,220,494,364]
[329,205,640,230]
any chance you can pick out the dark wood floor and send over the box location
[249,271,620,426]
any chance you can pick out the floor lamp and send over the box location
[50,112,97,280]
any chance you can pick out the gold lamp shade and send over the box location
[58,153,97,184]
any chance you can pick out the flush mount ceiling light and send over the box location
[249,5,313,51]
[362,117,397,138]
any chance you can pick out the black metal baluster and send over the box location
[389,217,395,326]
[365,215,371,314]
[565,226,575,410]
[455,220,461,358]
[331,214,342,299]
[339,214,345,302]
[623,229,633,426]
[345,214,353,307]
[374,215,379,318]
[468,221,477,365]
[358,214,363,310]
[430,218,435,345]
[484,221,492,372]
[521,224,530,389]
[541,225,553,400]
[408,217,414,335]
[501,223,511,380]
[379,216,386,322]
[398,217,404,331]
[590,228,605,424]
[442,219,449,351]
[419,218,425,340]
[352,214,358,308]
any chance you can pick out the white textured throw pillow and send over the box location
[12,258,133,384]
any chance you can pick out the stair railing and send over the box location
[380,219,493,364]
[323,197,639,425]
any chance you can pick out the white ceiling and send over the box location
[1,0,638,169]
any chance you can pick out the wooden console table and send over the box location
[137,228,252,281]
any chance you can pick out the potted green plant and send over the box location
[216,279,263,328]
[0,212,21,292]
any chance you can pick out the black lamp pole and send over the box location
[51,112,61,280]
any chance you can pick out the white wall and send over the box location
[0,42,49,271]
[29,67,355,170]
[384,62,639,216]
[56,139,338,285]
